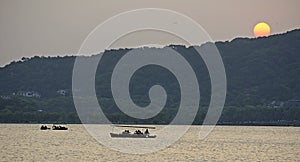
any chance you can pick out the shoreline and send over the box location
[0,122,299,127]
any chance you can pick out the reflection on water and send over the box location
[0,124,299,161]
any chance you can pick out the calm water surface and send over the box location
[0,124,299,161]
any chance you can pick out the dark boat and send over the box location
[52,124,68,130]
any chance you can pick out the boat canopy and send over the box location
[114,125,156,129]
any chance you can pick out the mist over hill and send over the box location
[0,29,299,124]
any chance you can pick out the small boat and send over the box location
[110,125,156,138]
[52,124,68,130]
[40,125,50,130]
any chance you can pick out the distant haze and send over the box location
[0,0,300,67]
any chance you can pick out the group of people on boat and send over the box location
[123,130,130,134]
[122,128,150,135]
[52,125,68,130]
[40,124,68,130]
[40,125,50,130]
[134,129,149,135]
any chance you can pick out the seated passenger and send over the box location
[144,129,149,134]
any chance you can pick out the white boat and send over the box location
[110,125,156,138]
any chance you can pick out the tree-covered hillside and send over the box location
[0,29,299,124]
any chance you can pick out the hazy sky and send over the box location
[0,0,300,67]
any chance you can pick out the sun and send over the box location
[253,22,271,37]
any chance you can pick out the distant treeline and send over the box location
[0,97,299,125]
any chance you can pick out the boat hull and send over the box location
[110,133,156,138]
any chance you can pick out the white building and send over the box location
[0,95,11,100]
[57,89,67,96]
[15,91,41,98]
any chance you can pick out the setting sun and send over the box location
[253,22,271,37]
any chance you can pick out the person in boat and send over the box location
[40,125,48,130]
[123,130,130,134]
[144,128,149,135]
[135,130,143,134]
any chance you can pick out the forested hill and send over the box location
[1,29,300,104]
[0,29,299,124]
[216,29,300,105]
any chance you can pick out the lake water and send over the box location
[0,124,299,161]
